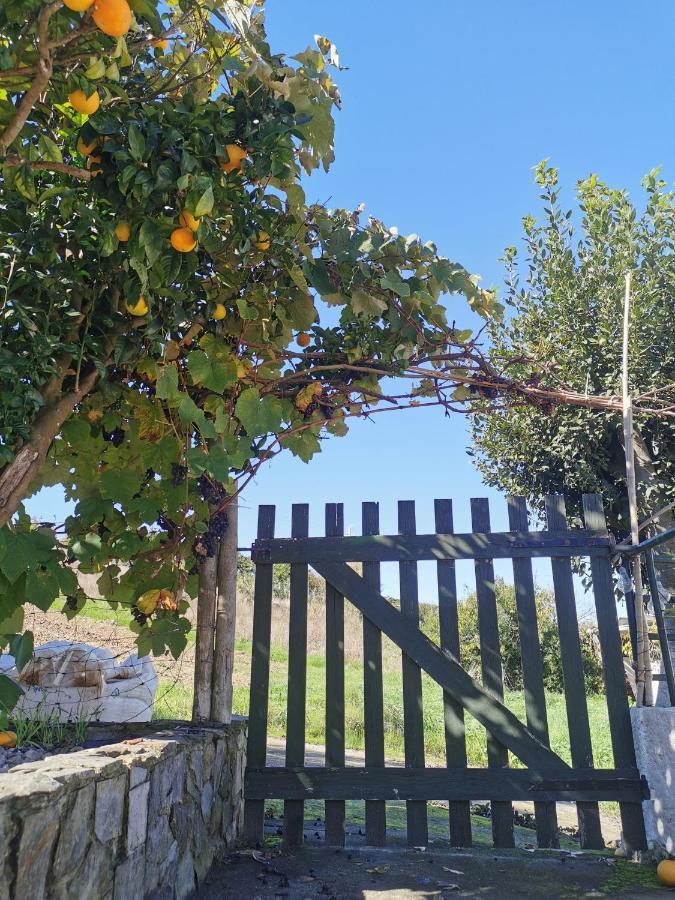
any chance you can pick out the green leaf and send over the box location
[187,352,237,393]
[156,366,180,400]
[380,271,410,297]
[8,631,33,672]
[0,674,21,713]
[128,124,146,161]
[193,184,214,218]
[235,388,284,436]
[38,134,63,163]
[84,57,106,80]
[25,568,60,611]
[350,288,387,317]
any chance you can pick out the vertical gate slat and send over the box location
[362,501,387,845]
[545,495,604,849]
[434,499,473,847]
[507,497,559,849]
[582,494,647,852]
[398,500,428,846]
[243,504,276,845]
[283,503,310,847]
[471,498,515,848]
[325,502,346,846]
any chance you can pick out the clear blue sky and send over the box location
[28,0,675,604]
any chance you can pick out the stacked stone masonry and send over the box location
[0,719,247,900]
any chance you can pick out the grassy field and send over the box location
[154,636,614,768]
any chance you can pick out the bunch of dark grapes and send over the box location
[303,401,319,419]
[193,512,229,558]
[132,607,148,626]
[142,467,156,486]
[65,596,78,611]
[196,475,225,505]
[171,463,187,486]
[103,427,125,447]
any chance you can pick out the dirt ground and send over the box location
[199,845,662,899]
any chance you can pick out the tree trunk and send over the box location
[0,367,100,528]
[192,551,218,721]
[211,497,238,723]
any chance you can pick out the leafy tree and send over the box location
[0,0,501,720]
[421,579,604,695]
[470,164,675,544]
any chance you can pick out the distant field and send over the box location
[154,637,613,769]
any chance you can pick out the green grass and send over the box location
[155,638,613,769]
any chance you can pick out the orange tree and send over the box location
[0,0,501,719]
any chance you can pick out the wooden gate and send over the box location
[243,494,647,851]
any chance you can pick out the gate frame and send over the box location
[243,494,648,852]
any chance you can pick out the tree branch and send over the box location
[0,1,61,156]
[2,157,91,180]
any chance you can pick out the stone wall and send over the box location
[0,719,247,900]
[631,706,675,860]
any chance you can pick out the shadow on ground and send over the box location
[198,801,661,899]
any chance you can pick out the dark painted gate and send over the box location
[243,494,647,851]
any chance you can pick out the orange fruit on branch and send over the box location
[92,0,132,37]
[170,227,197,252]
[152,38,169,51]
[254,231,270,251]
[297,332,311,348]
[68,89,100,115]
[212,303,226,320]
[219,143,246,174]
[179,210,200,232]
[63,0,94,12]
[126,296,148,316]
[115,220,131,242]
[76,135,99,156]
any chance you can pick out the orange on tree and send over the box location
[68,89,100,115]
[126,296,148,316]
[254,231,271,251]
[63,0,94,12]
[179,210,200,232]
[152,38,169,51]
[115,220,131,242]
[0,731,17,749]
[297,332,311,348]
[92,0,133,37]
[170,227,197,253]
[212,303,226,320]
[219,144,247,174]
[76,135,98,156]
[657,860,675,887]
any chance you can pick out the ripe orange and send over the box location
[63,0,94,11]
[76,135,98,156]
[170,227,197,253]
[69,89,100,115]
[219,143,246,174]
[92,0,132,37]
[297,332,311,348]
[152,38,169,51]
[115,220,131,242]
[254,231,270,251]
[126,296,148,316]
[179,210,200,232]
[86,154,103,176]
[212,303,226,320]
[0,732,17,749]
[657,860,675,887]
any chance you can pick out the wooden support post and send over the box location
[325,503,346,846]
[211,497,238,723]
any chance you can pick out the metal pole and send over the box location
[622,271,653,705]
[645,550,675,706]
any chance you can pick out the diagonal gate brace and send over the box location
[313,561,569,775]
